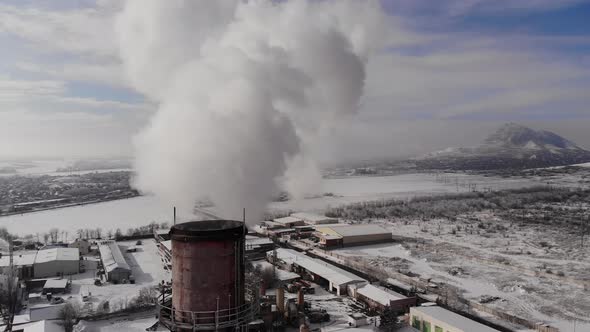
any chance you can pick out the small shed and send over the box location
[42,279,70,294]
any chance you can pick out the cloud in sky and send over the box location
[0,0,589,161]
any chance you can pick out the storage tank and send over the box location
[170,220,247,328]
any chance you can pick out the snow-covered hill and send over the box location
[415,123,590,170]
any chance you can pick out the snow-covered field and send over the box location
[0,196,175,238]
[0,159,131,177]
[332,217,590,332]
[0,173,541,237]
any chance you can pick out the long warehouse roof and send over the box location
[272,248,366,286]
[412,306,501,332]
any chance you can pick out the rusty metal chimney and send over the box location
[158,220,255,331]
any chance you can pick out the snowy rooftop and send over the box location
[411,306,501,332]
[12,320,62,332]
[272,248,366,286]
[323,224,391,237]
[43,279,68,289]
[98,241,130,273]
[273,216,304,225]
[0,251,36,267]
[356,284,406,306]
[35,248,79,264]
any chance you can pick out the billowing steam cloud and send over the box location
[116,0,383,222]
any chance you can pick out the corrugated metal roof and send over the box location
[0,251,36,267]
[34,248,79,264]
[272,248,366,286]
[273,216,303,225]
[411,306,501,332]
[43,279,68,289]
[357,284,406,306]
[98,241,130,273]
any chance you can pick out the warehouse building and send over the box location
[33,248,79,278]
[410,306,501,332]
[350,284,416,313]
[98,241,131,284]
[290,212,337,225]
[315,224,391,248]
[273,216,305,228]
[268,248,366,295]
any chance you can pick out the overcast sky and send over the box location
[0,0,589,163]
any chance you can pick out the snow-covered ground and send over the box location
[332,217,590,332]
[70,239,169,311]
[1,173,541,237]
[273,172,539,213]
[76,313,162,332]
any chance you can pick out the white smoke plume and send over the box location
[116,0,383,222]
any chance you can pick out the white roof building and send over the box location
[315,224,391,246]
[98,241,131,283]
[34,248,80,278]
[270,248,366,295]
[0,252,36,268]
[34,248,79,264]
[356,284,406,306]
[99,241,130,273]
[410,306,501,332]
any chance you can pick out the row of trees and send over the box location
[326,186,590,221]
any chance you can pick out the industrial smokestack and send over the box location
[160,220,250,331]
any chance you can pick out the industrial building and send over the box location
[69,238,90,255]
[269,248,366,295]
[273,216,305,228]
[0,252,36,279]
[410,306,501,332]
[350,284,416,312]
[290,212,337,225]
[0,248,80,279]
[98,241,131,284]
[32,248,79,278]
[315,224,392,248]
[42,279,70,294]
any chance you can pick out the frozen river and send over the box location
[0,173,539,237]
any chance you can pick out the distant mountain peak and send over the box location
[414,123,590,170]
[483,123,580,151]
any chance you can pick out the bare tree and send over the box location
[49,228,59,243]
[58,302,80,332]
[95,228,102,239]
[0,236,18,331]
[43,233,49,244]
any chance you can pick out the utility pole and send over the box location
[1,239,17,332]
